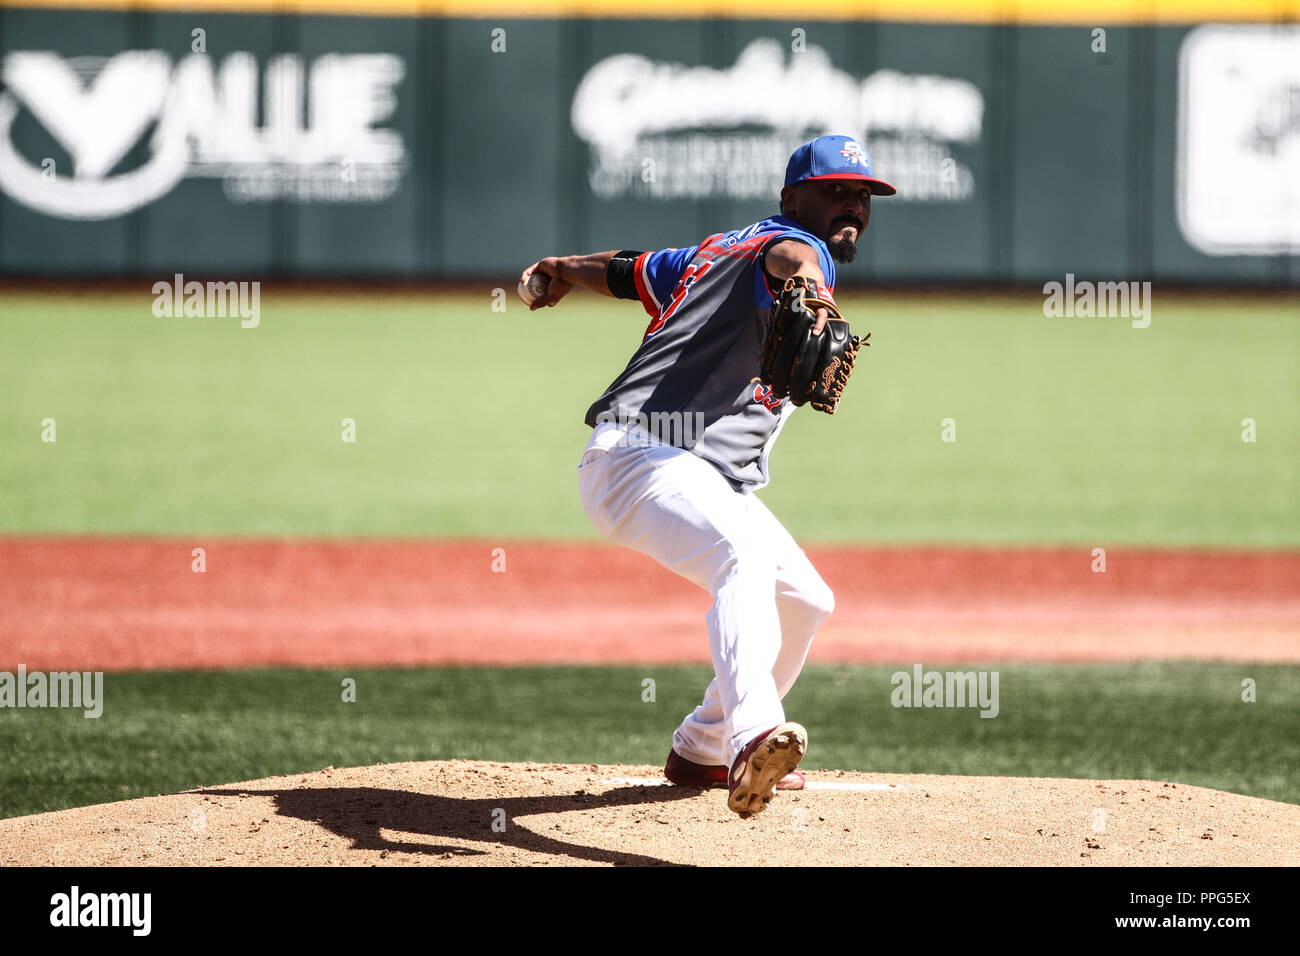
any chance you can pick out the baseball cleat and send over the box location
[665,748,805,791]
[726,722,808,818]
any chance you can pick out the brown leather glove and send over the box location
[758,276,867,414]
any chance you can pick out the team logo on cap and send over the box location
[839,140,869,165]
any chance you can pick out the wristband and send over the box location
[605,251,645,301]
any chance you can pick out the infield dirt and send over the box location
[4,538,1296,865]
[2,760,1296,866]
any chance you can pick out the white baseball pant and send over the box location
[577,420,834,770]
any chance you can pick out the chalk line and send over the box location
[602,777,901,791]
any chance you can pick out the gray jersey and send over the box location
[584,216,838,491]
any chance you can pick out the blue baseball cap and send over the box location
[784,135,896,196]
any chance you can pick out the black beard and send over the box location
[827,235,858,264]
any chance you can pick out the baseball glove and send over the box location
[758,276,867,414]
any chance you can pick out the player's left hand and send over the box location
[810,305,831,336]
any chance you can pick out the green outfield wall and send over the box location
[0,4,1296,284]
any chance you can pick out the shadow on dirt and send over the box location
[197,782,705,866]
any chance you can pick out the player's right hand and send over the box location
[521,258,574,311]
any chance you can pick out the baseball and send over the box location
[517,270,551,306]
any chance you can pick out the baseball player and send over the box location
[520,135,894,818]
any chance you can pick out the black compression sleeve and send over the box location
[605,250,645,301]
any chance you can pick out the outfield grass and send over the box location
[2,662,1295,818]
[1,291,1296,546]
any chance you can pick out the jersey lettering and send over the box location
[752,383,783,414]
[645,260,714,338]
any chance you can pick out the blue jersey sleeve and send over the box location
[753,233,837,310]
[632,245,699,318]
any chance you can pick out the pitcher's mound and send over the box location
[2,761,1295,866]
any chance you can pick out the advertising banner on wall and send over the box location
[571,38,983,205]
[0,5,1294,285]
[1177,25,1300,257]
[0,50,408,219]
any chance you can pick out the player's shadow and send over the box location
[197,782,702,866]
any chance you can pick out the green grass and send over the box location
[2,662,1295,818]
[1,290,1296,545]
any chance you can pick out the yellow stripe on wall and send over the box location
[1,0,1296,23]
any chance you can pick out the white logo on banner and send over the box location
[0,51,407,220]
[571,39,984,203]
[1178,26,1300,255]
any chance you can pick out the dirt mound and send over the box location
[1,761,1294,866]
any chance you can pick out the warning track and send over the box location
[2,538,1297,670]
